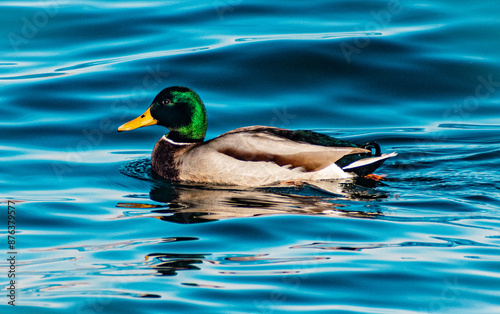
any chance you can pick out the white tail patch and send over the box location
[342,152,398,170]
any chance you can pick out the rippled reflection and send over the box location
[146,253,207,276]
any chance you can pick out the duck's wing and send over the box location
[203,126,370,172]
[218,126,360,148]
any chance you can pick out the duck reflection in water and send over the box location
[116,159,391,277]
[145,251,207,277]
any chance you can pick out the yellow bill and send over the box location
[118,107,158,132]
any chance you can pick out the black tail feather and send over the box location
[361,142,381,157]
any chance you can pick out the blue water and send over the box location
[1,1,500,313]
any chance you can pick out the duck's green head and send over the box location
[118,86,207,142]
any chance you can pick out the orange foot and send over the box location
[279,180,305,186]
[364,174,387,181]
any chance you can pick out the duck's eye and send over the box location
[162,99,171,105]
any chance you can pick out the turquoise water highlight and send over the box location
[1,1,500,313]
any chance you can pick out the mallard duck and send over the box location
[118,86,396,186]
